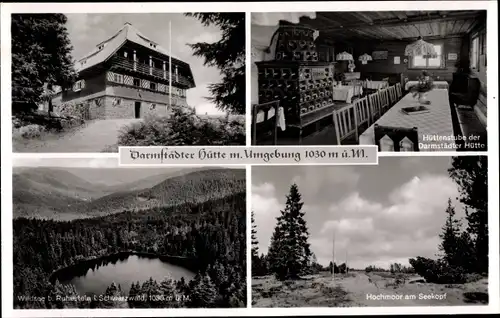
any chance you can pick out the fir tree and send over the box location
[251,211,262,276]
[127,282,140,308]
[159,274,179,308]
[101,281,127,308]
[185,13,245,114]
[11,14,76,113]
[267,183,311,280]
[438,198,463,267]
[188,273,218,308]
[251,211,259,259]
[448,156,488,273]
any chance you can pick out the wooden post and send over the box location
[133,50,137,71]
[163,61,166,79]
[149,56,153,75]
[169,20,172,108]
[332,231,335,282]
[175,65,179,82]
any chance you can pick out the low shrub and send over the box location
[13,111,85,138]
[116,107,245,146]
[18,124,46,139]
[409,256,467,284]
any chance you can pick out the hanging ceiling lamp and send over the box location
[358,53,373,64]
[405,22,438,58]
[336,51,353,61]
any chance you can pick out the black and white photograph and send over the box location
[12,12,245,153]
[251,156,488,307]
[13,158,247,308]
[251,11,487,151]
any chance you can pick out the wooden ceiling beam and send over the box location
[314,12,482,32]
[392,11,409,21]
[322,33,465,43]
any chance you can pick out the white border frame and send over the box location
[2,1,499,317]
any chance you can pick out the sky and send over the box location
[252,157,468,270]
[13,158,241,185]
[65,13,226,115]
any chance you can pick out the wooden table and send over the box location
[365,81,389,90]
[359,89,456,151]
[405,80,449,91]
[332,85,363,103]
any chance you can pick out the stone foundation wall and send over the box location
[52,89,184,120]
[104,96,171,119]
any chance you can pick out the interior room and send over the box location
[251,11,487,151]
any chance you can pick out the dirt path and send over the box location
[252,272,489,307]
[14,119,141,153]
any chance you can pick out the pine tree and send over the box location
[438,198,463,267]
[188,273,218,308]
[185,13,245,114]
[448,156,488,273]
[128,282,140,308]
[101,281,127,308]
[251,211,262,276]
[158,274,179,308]
[251,211,259,259]
[11,14,76,113]
[267,183,311,280]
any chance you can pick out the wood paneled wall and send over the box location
[334,36,469,82]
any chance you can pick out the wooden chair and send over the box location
[354,96,371,132]
[251,100,280,145]
[374,124,419,152]
[388,85,397,106]
[379,88,390,113]
[395,83,403,100]
[333,103,358,145]
[368,92,382,122]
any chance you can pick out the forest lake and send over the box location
[49,252,196,297]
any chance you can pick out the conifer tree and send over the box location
[448,156,488,273]
[188,273,218,308]
[251,211,259,259]
[159,274,179,308]
[11,14,76,113]
[185,13,245,114]
[127,282,140,308]
[101,281,127,308]
[267,183,311,280]
[439,198,463,267]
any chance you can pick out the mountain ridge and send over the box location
[13,168,245,220]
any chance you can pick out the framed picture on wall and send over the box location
[394,56,400,64]
[372,50,388,60]
[448,53,458,61]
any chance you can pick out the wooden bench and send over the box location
[454,92,487,151]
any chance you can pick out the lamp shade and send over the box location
[358,53,373,62]
[336,51,353,61]
[404,37,438,57]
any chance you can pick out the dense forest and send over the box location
[14,192,246,308]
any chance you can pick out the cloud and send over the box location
[252,182,282,255]
[253,165,462,269]
[312,175,461,268]
[190,32,221,44]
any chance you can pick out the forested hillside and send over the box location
[14,192,246,308]
[13,168,245,219]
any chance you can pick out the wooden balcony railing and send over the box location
[110,56,195,88]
